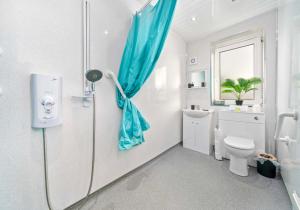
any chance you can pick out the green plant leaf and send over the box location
[221,79,236,88]
[246,88,258,92]
[245,77,262,92]
[249,77,262,85]
[222,89,234,93]
[237,78,248,90]
[233,84,242,93]
[220,77,262,100]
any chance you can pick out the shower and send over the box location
[39,69,103,210]
[78,69,103,208]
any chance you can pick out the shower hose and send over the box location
[42,94,96,210]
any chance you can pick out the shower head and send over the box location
[86,69,103,82]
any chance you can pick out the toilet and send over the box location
[224,136,255,176]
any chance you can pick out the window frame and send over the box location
[211,31,264,106]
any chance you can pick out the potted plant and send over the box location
[221,77,262,105]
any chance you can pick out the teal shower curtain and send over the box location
[116,0,177,150]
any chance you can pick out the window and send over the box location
[211,32,263,105]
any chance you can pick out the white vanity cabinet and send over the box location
[182,110,214,155]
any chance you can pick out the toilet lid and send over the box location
[224,136,255,150]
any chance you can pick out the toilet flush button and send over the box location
[0,87,3,96]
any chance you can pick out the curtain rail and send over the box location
[137,0,154,13]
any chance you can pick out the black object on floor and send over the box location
[257,160,276,178]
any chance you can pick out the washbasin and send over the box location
[182,109,213,118]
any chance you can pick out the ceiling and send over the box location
[137,0,278,42]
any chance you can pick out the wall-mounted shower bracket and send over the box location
[71,95,92,107]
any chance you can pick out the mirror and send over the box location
[187,70,206,88]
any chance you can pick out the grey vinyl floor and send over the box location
[70,145,292,210]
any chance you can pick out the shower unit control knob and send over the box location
[41,96,55,112]
[31,74,63,128]
[41,95,55,118]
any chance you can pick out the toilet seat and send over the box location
[224,136,255,150]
